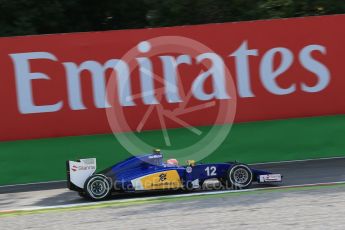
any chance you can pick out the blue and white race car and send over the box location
[67,149,282,200]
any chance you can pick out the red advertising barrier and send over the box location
[0,15,345,141]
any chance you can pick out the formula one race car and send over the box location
[67,149,282,200]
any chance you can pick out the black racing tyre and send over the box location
[224,164,253,189]
[84,174,112,200]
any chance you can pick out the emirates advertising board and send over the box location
[0,15,344,161]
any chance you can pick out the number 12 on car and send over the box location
[205,166,217,176]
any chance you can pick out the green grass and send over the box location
[1,114,345,185]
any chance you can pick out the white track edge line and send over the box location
[0,180,65,188]
[1,181,344,213]
[248,156,345,165]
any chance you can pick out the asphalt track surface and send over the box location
[3,185,345,230]
[0,157,344,210]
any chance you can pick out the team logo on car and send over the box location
[71,164,95,172]
[159,173,167,181]
[71,165,78,172]
[186,166,192,173]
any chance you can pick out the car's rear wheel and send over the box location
[84,174,112,200]
[224,164,253,189]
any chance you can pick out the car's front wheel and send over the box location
[84,174,112,200]
[224,164,253,189]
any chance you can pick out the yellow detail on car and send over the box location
[135,170,183,190]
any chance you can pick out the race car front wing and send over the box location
[258,174,282,183]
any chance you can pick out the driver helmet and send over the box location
[167,158,179,166]
[153,149,161,154]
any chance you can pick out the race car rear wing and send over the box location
[66,158,97,191]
